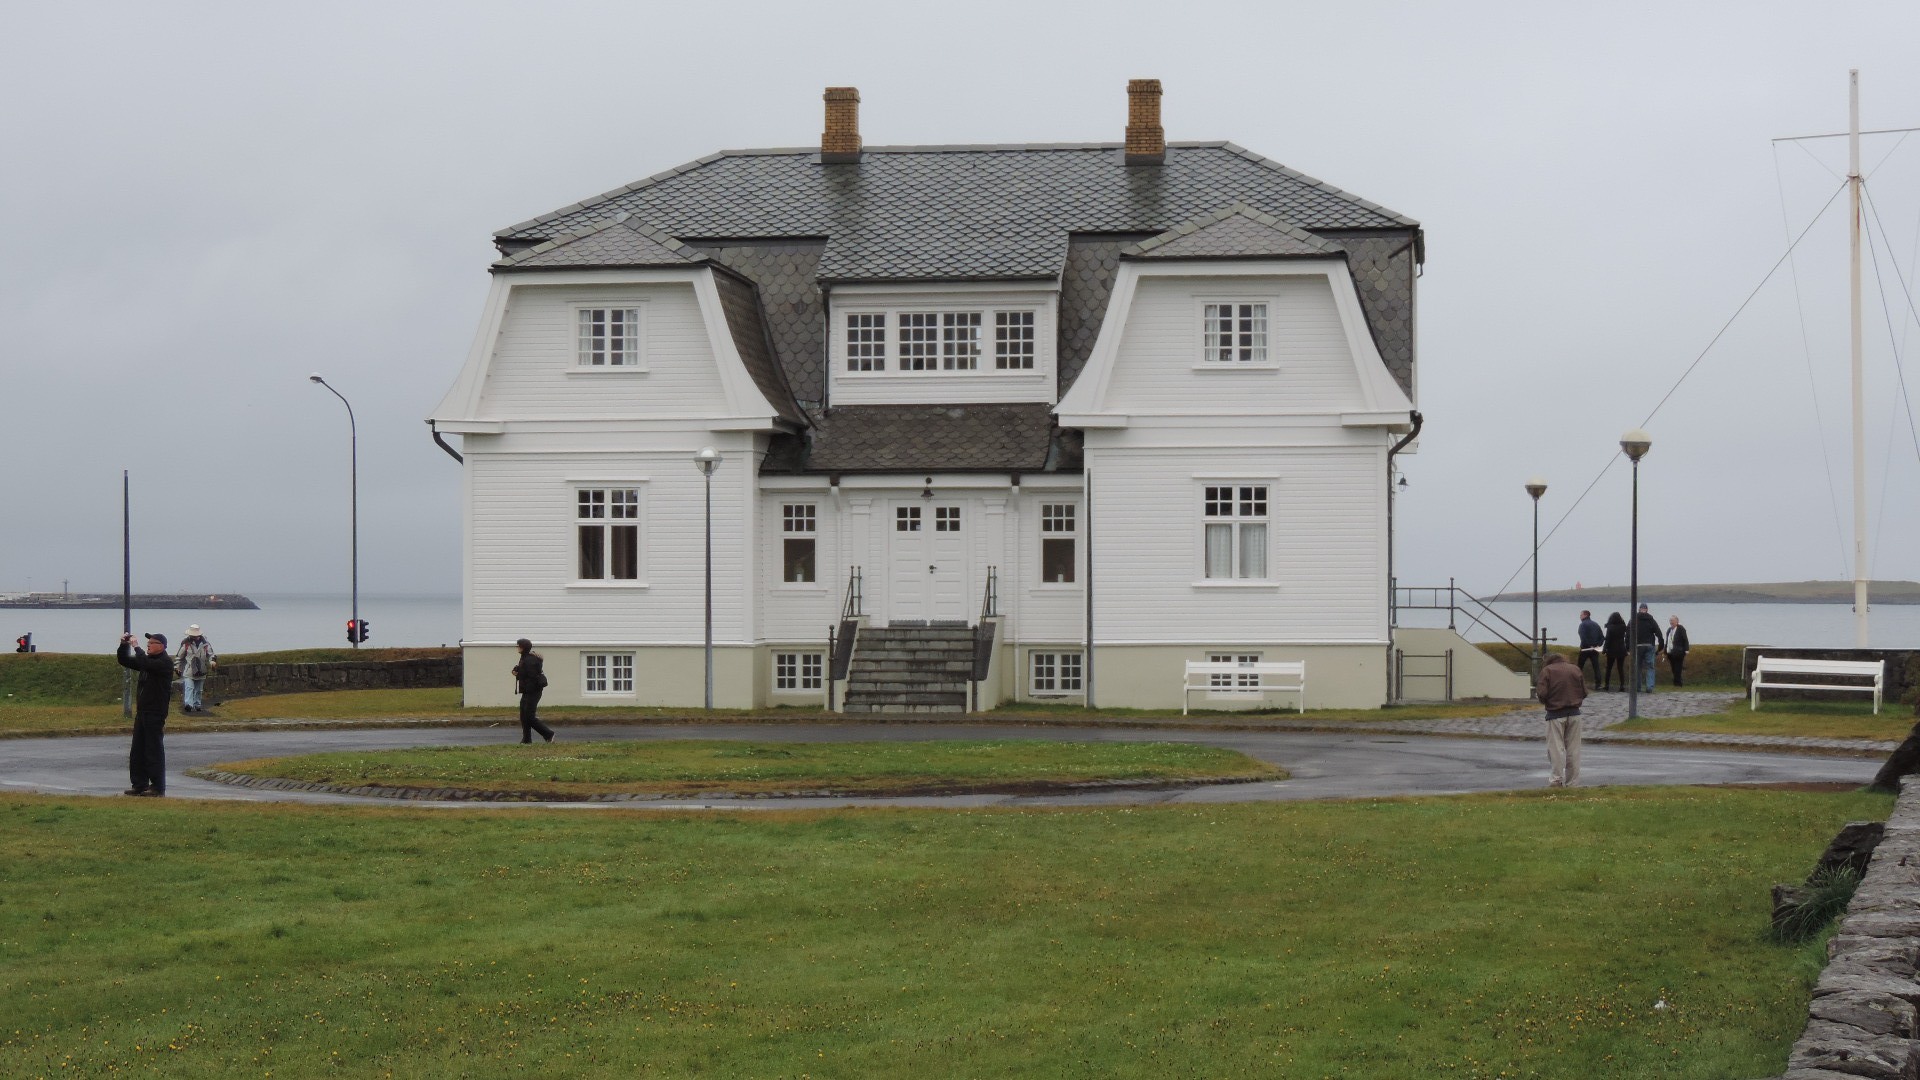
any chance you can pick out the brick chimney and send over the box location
[1124,79,1165,165]
[822,87,861,163]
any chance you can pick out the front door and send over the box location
[888,501,970,624]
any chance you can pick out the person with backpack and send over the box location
[510,637,555,744]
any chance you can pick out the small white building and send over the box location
[430,81,1434,711]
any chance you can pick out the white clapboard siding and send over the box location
[1086,445,1384,643]
[1101,276,1363,414]
[466,449,751,643]
[1010,492,1086,643]
[759,492,843,642]
[476,282,727,418]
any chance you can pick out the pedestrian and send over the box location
[1535,651,1588,788]
[1633,603,1665,693]
[115,632,174,796]
[1576,610,1604,687]
[174,624,217,714]
[1666,614,1691,688]
[510,637,555,744]
[1601,612,1628,691]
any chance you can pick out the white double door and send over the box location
[887,500,971,624]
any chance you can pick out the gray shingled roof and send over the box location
[762,403,1064,474]
[493,217,706,271]
[497,143,1416,282]
[1123,203,1345,260]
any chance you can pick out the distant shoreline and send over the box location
[1485,580,1920,605]
[0,593,259,610]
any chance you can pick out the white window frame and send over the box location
[774,651,824,692]
[574,485,644,584]
[1207,651,1263,694]
[574,305,647,370]
[1201,483,1270,582]
[781,503,818,585]
[1030,651,1084,695]
[839,306,1042,377]
[582,652,635,695]
[1038,502,1077,586]
[1199,300,1270,366]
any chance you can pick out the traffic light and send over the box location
[13,633,29,654]
[346,619,359,644]
[358,620,371,643]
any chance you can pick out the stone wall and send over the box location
[209,658,461,700]
[1770,777,1920,1079]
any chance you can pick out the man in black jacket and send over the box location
[510,638,554,744]
[1632,603,1666,693]
[115,632,174,796]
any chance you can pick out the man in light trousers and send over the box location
[1536,652,1588,788]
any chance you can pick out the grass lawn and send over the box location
[204,739,1284,797]
[1614,698,1915,742]
[0,786,1887,1078]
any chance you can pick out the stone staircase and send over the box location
[843,624,975,714]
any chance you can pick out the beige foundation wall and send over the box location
[463,645,761,709]
[1014,643,1388,711]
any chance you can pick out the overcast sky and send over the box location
[4,0,1920,600]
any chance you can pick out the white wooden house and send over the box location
[430,81,1427,711]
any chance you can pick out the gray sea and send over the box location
[7,593,461,655]
[1430,600,1920,650]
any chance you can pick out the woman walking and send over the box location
[1601,611,1629,691]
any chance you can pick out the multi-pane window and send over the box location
[1203,485,1268,580]
[1040,503,1076,583]
[899,313,939,371]
[935,506,961,532]
[782,503,816,583]
[896,506,921,532]
[941,312,981,370]
[578,308,642,366]
[775,652,824,691]
[1031,652,1084,693]
[846,313,886,372]
[583,653,634,694]
[995,311,1035,369]
[578,487,640,580]
[1209,652,1262,691]
[1202,302,1268,363]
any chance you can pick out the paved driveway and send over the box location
[0,722,1880,810]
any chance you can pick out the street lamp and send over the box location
[693,446,723,709]
[1620,429,1652,719]
[309,374,358,650]
[1525,476,1547,680]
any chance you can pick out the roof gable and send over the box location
[493,217,707,272]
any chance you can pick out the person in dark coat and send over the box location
[115,632,174,796]
[510,638,554,744]
[1576,610,1605,687]
[1633,603,1666,692]
[1601,612,1628,691]
[1666,615,1691,687]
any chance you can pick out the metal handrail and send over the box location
[979,566,998,620]
[1394,578,1535,665]
[841,566,863,620]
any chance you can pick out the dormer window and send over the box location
[577,307,644,367]
[843,307,1038,374]
[1201,302,1268,364]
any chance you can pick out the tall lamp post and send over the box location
[693,446,723,709]
[1620,429,1652,720]
[309,374,358,649]
[1525,477,1548,681]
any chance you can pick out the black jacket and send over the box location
[1634,611,1665,654]
[116,643,174,721]
[512,651,546,695]
[1667,624,1690,656]
[1602,616,1628,657]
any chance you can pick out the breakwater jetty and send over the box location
[0,593,259,610]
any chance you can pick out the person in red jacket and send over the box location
[1535,651,1588,788]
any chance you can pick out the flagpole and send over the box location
[122,470,132,718]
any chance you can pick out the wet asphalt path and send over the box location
[0,722,1880,810]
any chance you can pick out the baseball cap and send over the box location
[144,632,168,647]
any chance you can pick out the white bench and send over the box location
[1749,656,1884,713]
[1182,660,1305,715]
